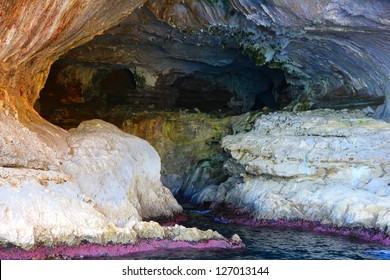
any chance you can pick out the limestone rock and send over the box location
[133,221,166,240]
[0,159,226,250]
[0,113,68,170]
[164,225,224,242]
[133,221,224,242]
[0,0,146,170]
[63,119,182,226]
[0,166,134,249]
[0,119,186,249]
[197,109,390,233]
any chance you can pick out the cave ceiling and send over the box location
[54,0,390,113]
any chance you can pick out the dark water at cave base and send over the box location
[108,208,390,260]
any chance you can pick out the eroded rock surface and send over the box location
[122,111,233,195]
[146,0,390,115]
[193,110,390,234]
[0,0,146,170]
[63,120,182,225]
[0,119,251,252]
[0,119,180,248]
[0,1,243,256]
[52,0,390,118]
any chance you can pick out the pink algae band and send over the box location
[224,217,390,245]
[0,238,243,260]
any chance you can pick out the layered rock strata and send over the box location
[193,109,390,237]
[145,0,390,116]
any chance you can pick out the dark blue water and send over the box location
[113,209,390,260]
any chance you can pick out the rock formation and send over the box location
[1,0,390,257]
[122,111,233,195]
[192,109,390,237]
[0,0,242,257]
[145,0,390,115]
[0,0,146,169]
[39,0,389,123]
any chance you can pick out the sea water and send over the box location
[107,208,390,260]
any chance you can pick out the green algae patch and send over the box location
[122,111,232,180]
[122,110,265,195]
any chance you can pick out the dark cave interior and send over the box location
[35,4,296,129]
[37,57,290,129]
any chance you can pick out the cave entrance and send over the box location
[36,57,289,199]
[35,4,293,199]
[37,59,289,129]
[35,4,293,129]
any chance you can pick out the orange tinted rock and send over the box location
[0,0,146,168]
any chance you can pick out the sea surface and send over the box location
[108,207,390,260]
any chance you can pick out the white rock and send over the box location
[62,120,182,227]
[213,110,390,233]
[0,120,183,249]
[0,167,118,248]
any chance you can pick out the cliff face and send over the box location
[0,0,145,169]
[219,110,390,233]
[2,1,390,167]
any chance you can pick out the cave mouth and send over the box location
[34,2,293,202]
[36,46,290,201]
[35,2,295,130]
[37,58,289,129]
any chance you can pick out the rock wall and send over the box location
[1,0,228,252]
[36,0,390,122]
[0,0,146,169]
[193,109,390,234]
[146,0,390,115]
[122,111,234,195]
[45,5,284,115]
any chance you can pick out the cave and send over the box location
[35,6,293,203]
[38,58,288,128]
[37,6,291,129]
[1,0,390,262]
[38,62,282,123]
